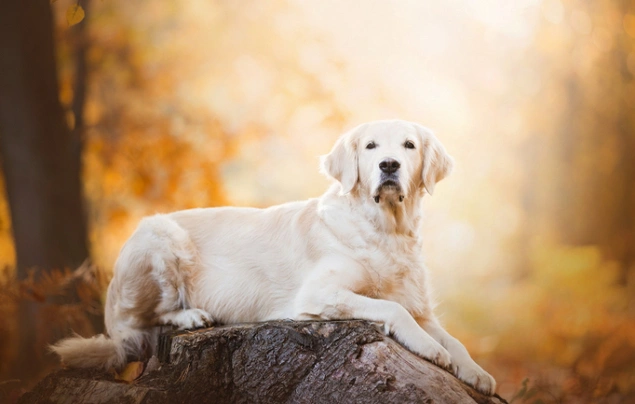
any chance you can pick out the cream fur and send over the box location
[51,119,496,395]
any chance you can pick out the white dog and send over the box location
[53,119,496,395]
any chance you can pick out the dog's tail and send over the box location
[52,327,155,369]
[50,329,158,370]
[51,333,125,370]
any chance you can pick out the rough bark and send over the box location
[21,320,506,404]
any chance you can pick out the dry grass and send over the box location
[0,263,109,402]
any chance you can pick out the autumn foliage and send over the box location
[1,0,634,402]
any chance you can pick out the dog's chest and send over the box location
[358,236,423,299]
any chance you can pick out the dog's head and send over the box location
[321,120,453,203]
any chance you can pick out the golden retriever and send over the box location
[53,119,496,395]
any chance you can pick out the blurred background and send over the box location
[1,0,634,402]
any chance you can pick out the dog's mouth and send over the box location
[373,179,404,203]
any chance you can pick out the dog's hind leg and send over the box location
[139,215,214,330]
[159,309,213,329]
[109,215,214,337]
[54,214,213,370]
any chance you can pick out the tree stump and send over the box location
[21,320,506,403]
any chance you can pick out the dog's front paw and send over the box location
[453,362,496,396]
[389,329,453,369]
[409,340,452,369]
[427,344,452,369]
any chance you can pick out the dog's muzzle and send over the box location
[374,177,404,203]
[374,158,405,203]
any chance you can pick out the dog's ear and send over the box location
[320,128,359,194]
[419,129,454,196]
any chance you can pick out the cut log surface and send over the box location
[22,320,506,404]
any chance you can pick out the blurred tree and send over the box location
[0,0,88,275]
[506,0,634,283]
[538,0,635,283]
[0,0,94,380]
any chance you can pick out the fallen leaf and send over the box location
[115,361,144,383]
[66,4,85,26]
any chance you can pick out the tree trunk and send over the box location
[0,0,89,275]
[0,0,92,381]
[21,321,506,404]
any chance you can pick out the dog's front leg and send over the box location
[416,317,496,395]
[296,287,451,368]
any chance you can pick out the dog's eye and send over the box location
[366,141,376,150]
[404,140,415,149]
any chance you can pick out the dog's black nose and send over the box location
[379,158,400,174]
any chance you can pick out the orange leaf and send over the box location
[115,361,144,383]
[66,4,85,27]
